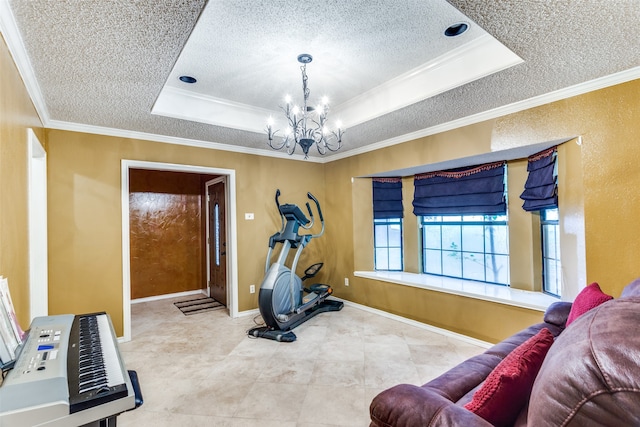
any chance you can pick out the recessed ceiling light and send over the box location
[444,22,469,37]
[179,75,197,84]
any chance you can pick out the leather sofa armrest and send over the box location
[370,384,493,427]
[543,301,572,327]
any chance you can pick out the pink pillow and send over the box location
[565,282,613,327]
[464,328,554,427]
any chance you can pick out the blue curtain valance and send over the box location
[412,161,506,216]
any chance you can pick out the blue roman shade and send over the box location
[372,178,403,219]
[412,161,506,216]
[520,146,558,211]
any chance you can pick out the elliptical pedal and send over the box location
[249,326,297,342]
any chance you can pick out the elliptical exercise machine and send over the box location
[248,190,343,342]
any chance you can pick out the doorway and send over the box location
[121,160,238,342]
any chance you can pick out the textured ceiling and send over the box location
[3,0,640,161]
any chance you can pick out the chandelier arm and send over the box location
[286,142,297,156]
[323,130,344,152]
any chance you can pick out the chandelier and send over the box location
[266,54,344,159]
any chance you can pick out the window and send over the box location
[374,217,403,270]
[421,214,510,285]
[541,208,561,296]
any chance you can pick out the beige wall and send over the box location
[323,79,640,343]
[45,130,326,335]
[0,34,45,328]
[3,30,640,343]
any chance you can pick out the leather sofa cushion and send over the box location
[528,297,640,426]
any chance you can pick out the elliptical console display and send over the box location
[248,190,343,342]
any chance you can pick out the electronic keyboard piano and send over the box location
[0,313,142,426]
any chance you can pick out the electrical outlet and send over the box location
[250,284,256,294]
[344,278,349,286]
[245,213,254,220]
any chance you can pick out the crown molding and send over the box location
[0,1,50,124]
[46,120,323,163]
[326,65,640,162]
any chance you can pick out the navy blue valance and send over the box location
[373,178,403,219]
[520,146,557,211]
[413,162,506,216]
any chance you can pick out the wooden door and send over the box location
[207,179,227,305]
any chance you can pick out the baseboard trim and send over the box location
[338,298,493,349]
[236,308,260,318]
[131,289,206,304]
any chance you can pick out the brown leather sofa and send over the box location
[369,279,640,426]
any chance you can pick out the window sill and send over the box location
[354,271,560,312]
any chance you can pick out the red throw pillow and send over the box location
[464,328,554,427]
[565,282,613,327]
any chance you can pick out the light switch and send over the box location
[245,213,254,220]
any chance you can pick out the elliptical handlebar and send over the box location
[300,202,315,230]
[275,189,285,233]
[306,192,324,238]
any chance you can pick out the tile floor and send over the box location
[117,296,485,426]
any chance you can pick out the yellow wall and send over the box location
[0,34,45,328]
[45,130,325,335]
[323,79,640,342]
[3,29,640,343]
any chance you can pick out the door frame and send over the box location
[27,128,48,321]
[205,176,228,303]
[121,160,238,342]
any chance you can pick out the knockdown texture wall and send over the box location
[3,29,639,342]
[0,34,45,328]
[324,79,640,343]
[46,129,326,336]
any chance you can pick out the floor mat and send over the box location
[174,296,224,315]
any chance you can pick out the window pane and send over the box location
[214,203,220,267]
[543,225,557,259]
[485,225,509,254]
[388,248,402,270]
[375,248,388,270]
[541,213,561,296]
[543,208,559,221]
[442,225,461,252]
[544,258,560,295]
[462,225,484,252]
[374,218,403,271]
[388,224,402,247]
[463,252,485,281]
[375,224,388,246]
[424,226,441,249]
[424,215,441,222]
[485,254,509,284]
[421,215,509,285]
[442,250,462,277]
[424,249,442,274]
